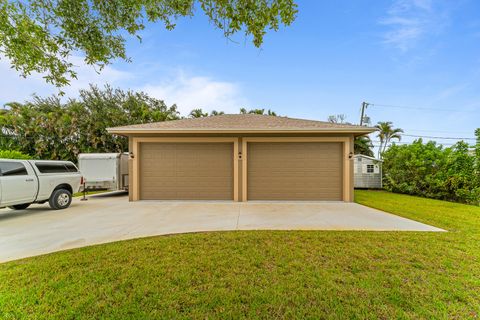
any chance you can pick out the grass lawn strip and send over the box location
[0,190,479,319]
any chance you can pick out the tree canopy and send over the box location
[354,136,374,157]
[0,85,280,161]
[0,0,298,87]
[0,85,180,161]
[327,114,347,124]
[382,138,480,205]
[240,108,277,116]
[326,114,374,157]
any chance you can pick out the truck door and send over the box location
[0,161,38,206]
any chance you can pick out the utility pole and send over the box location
[360,101,370,126]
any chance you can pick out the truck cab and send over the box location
[0,159,82,210]
[0,160,38,207]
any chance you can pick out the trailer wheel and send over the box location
[8,203,31,210]
[49,189,72,210]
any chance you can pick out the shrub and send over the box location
[382,139,479,205]
[0,150,32,159]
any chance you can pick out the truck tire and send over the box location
[49,189,72,210]
[8,203,31,210]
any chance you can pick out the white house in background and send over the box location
[354,154,382,189]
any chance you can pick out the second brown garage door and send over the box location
[247,142,343,200]
[140,142,233,200]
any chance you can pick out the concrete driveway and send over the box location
[0,192,443,262]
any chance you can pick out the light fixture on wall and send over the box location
[349,152,354,159]
[129,152,135,159]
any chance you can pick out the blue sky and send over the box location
[1,0,479,150]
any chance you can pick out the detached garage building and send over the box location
[108,114,374,202]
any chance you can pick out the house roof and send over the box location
[354,154,383,162]
[107,114,375,135]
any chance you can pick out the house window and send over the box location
[366,164,374,173]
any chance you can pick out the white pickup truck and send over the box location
[0,159,83,210]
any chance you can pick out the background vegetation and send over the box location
[382,138,480,205]
[2,86,478,206]
[0,85,180,162]
[0,85,281,162]
[0,150,31,159]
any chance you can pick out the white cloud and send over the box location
[379,0,442,52]
[0,55,131,104]
[139,70,248,115]
[408,0,432,11]
[436,83,469,100]
[61,56,132,96]
[0,56,247,116]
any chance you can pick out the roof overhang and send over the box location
[354,154,383,162]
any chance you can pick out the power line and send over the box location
[402,128,474,134]
[402,133,476,141]
[367,131,476,141]
[371,141,459,146]
[369,103,477,113]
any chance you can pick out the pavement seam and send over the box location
[235,204,241,230]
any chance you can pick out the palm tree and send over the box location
[354,135,374,157]
[189,108,208,118]
[375,121,403,158]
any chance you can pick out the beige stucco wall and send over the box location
[126,133,355,202]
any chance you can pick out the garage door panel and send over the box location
[140,142,233,200]
[247,142,343,201]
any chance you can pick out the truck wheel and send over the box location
[49,189,72,210]
[8,203,31,210]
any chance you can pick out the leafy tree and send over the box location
[326,114,373,156]
[189,108,209,118]
[476,128,480,161]
[382,139,479,205]
[354,136,374,157]
[0,150,31,159]
[375,121,403,158]
[240,108,277,116]
[443,141,479,204]
[327,114,348,124]
[265,109,277,116]
[0,85,180,161]
[0,0,298,87]
[210,110,224,116]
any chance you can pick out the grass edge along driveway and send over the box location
[1,190,479,319]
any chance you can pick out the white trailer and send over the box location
[78,153,129,191]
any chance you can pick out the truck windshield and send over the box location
[35,162,78,173]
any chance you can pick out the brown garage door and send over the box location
[247,142,343,200]
[140,143,233,200]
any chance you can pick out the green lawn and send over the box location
[1,191,479,319]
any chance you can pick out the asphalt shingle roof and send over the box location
[108,114,374,133]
